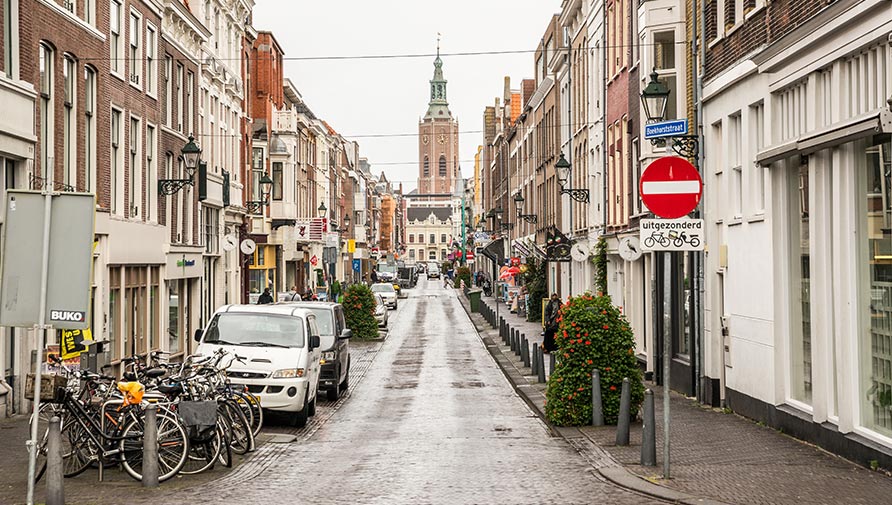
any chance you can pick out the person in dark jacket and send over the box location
[541,292,561,353]
[257,288,274,304]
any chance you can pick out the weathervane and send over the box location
[437,32,441,57]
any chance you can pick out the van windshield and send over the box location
[203,313,306,348]
[298,308,336,351]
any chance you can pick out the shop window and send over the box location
[790,159,812,405]
[168,280,179,354]
[272,162,283,200]
[861,135,892,435]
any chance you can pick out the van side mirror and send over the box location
[194,329,203,342]
[340,329,353,340]
[309,335,321,350]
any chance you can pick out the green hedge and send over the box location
[343,284,378,340]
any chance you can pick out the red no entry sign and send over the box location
[639,156,702,219]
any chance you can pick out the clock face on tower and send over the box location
[437,134,446,145]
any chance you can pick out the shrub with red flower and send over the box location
[343,284,378,340]
[545,292,644,426]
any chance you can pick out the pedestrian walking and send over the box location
[541,292,561,353]
[257,288,274,304]
[371,269,379,283]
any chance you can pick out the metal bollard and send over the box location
[538,348,547,383]
[641,389,656,466]
[522,336,530,367]
[531,344,539,375]
[511,330,517,353]
[143,403,159,487]
[516,332,523,358]
[616,377,631,446]
[46,416,63,505]
[592,369,604,426]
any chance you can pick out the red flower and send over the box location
[587,359,593,365]
[602,325,609,330]
[564,353,570,358]
[585,341,591,345]
[605,367,611,371]
[602,310,608,315]
[578,387,584,391]
[610,386,617,391]
[584,332,589,337]
[563,330,568,337]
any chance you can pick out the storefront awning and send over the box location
[756,108,892,165]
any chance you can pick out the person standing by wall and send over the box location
[541,293,561,353]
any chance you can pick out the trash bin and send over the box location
[468,289,482,313]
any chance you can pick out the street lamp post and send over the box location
[159,136,201,195]
[642,69,699,158]
[513,192,537,224]
[555,153,589,203]
[245,174,273,215]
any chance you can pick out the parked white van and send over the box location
[195,304,323,427]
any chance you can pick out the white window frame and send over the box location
[145,23,156,97]
[146,123,156,222]
[109,0,123,76]
[729,112,743,219]
[176,62,183,133]
[3,0,21,79]
[39,43,54,184]
[164,55,172,127]
[63,54,76,189]
[128,9,141,88]
[83,0,95,26]
[749,101,765,215]
[111,106,123,214]
[84,66,96,193]
[129,114,141,219]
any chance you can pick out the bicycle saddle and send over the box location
[144,368,166,379]
[156,382,183,396]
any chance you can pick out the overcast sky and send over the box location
[252,1,562,192]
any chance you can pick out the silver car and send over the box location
[371,283,398,309]
[373,294,389,328]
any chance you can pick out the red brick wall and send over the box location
[704,0,835,79]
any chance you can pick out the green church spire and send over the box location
[425,36,452,119]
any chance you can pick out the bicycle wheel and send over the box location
[120,409,189,482]
[233,391,263,437]
[178,424,223,475]
[216,416,233,468]
[221,400,253,455]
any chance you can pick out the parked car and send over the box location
[373,294,389,328]
[284,302,352,401]
[195,304,322,428]
[427,262,441,279]
[371,283,398,309]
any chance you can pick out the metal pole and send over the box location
[641,389,656,466]
[143,403,159,487]
[616,377,631,446]
[591,368,604,426]
[46,416,63,505]
[663,285,672,479]
[531,344,539,376]
[538,348,547,383]
[26,192,53,505]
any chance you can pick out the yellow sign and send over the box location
[347,240,356,253]
[60,328,92,359]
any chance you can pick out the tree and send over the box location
[545,292,644,426]
[455,266,471,289]
[523,259,547,323]
[343,284,378,340]
[594,236,608,296]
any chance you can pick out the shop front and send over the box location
[165,250,201,358]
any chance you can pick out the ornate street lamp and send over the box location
[159,136,201,195]
[513,192,537,224]
[640,68,699,158]
[641,69,670,123]
[554,153,589,203]
[246,174,273,214]
[317,201,327,218]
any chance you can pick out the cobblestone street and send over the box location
[1,278,664,504]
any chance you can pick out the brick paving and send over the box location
[0,340,383,505]
[475,293,892,504]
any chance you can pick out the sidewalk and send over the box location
[463,292,892,505]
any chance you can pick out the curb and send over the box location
[457,293,728,505]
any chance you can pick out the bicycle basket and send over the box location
[179,400,218,443]
[24,374,67,403]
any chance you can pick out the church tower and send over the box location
[418,45,460,197]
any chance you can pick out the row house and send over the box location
[0,0,35,414]
[699,0,892,466]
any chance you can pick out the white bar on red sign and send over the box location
[641,180,701,195]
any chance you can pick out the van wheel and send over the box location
[290,394,309,428]
[327,371,341,401]
[339,361,350,393]
[308,393,317,417]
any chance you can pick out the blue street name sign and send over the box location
[644,119,688,139]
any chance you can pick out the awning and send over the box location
[756,108,892,165]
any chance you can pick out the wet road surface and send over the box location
[166,277,663,504]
